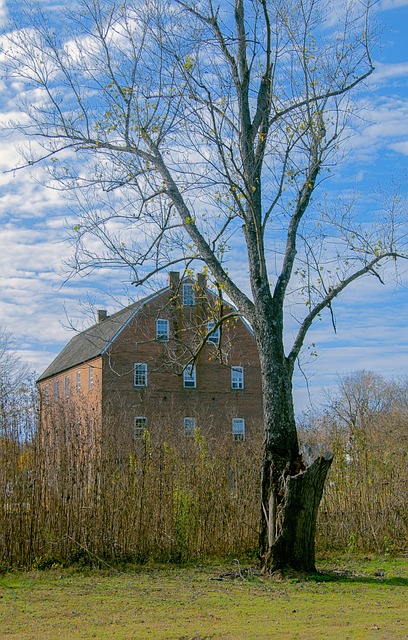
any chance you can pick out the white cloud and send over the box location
[0,0,6,29]
[372,61,408,83]
[340,95,408,167]
[389,140,408,154]
[293,288,408,412]
[378,0,408,9]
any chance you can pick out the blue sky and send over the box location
[0,0,407,413]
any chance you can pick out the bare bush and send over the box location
[1,369,406,568]
[1,403,262,568]
[301,371,408,554]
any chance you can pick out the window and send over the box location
[183,364,196,388]
[44,385,49,404]
[156,318,169,341]
[76,370,81,392]
[89,366,93,390]
[232,418,245,442]
[134,416,147,440]
[231,366,244,389]
[65,376,70,398]
[182,282,195,306]
[53,380,59,401]
[133,362,148,387]
[184,417,196,435]
[207,320,220,345]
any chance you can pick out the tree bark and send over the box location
[262,452,334,573]
[253,297,333,574]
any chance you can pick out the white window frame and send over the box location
[156,318,169,341]
[182,282,195,306]
[207,320,220,345]
[76,370,81,392]
[65,376,70,398]
[183,417,196,435]
[183,364,196,388]
[133,362,148,387]
[89,366,93,390]
[134,416,147,440]
[232,418,246,442]
[231,366,244,389]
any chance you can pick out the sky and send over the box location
[0,0,407,414]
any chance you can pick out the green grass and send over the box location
[0,554,407,639]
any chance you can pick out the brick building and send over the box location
[37,272,263,459]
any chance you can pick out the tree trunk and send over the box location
[262,452,334,573]
[256,331,302,567]
[250,276,332,574]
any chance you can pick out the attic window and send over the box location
[182,283,195,306]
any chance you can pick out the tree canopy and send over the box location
[4,0,404,328]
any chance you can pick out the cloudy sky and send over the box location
[0,0,407,413]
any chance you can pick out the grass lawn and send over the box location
[0,554,407,639]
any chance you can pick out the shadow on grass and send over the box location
[309,571,408,587]
[211,564,408,587]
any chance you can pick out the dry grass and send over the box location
[1,555,407,639]
[1,371,407,569]
[1,408,407,570]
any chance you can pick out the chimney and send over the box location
[97,309,108,323]
[169,271,180,292]
[197,272,207,291]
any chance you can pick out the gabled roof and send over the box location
[37,277,253,383]
[37,290,164,382]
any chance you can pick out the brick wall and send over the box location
[37,277,264,462]
[101,283,263,447]
[38,356,103,470]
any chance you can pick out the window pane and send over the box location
[54,381,59,401]
[89,366,93,389]
[232,418,245,441]
[76,370,81,391]
[65,376,69,398]
[183,364,196,388]
[207,320,220,345]
[156,318,169,341]
[134,363,148,386]
[184,417,196,435]
[134,416,147,440]
[182,283,195,306]
[231,366,244,389]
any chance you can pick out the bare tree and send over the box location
[2,0,406,571]
[0,326,36,442]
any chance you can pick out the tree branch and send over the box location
[287,251,406,367]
